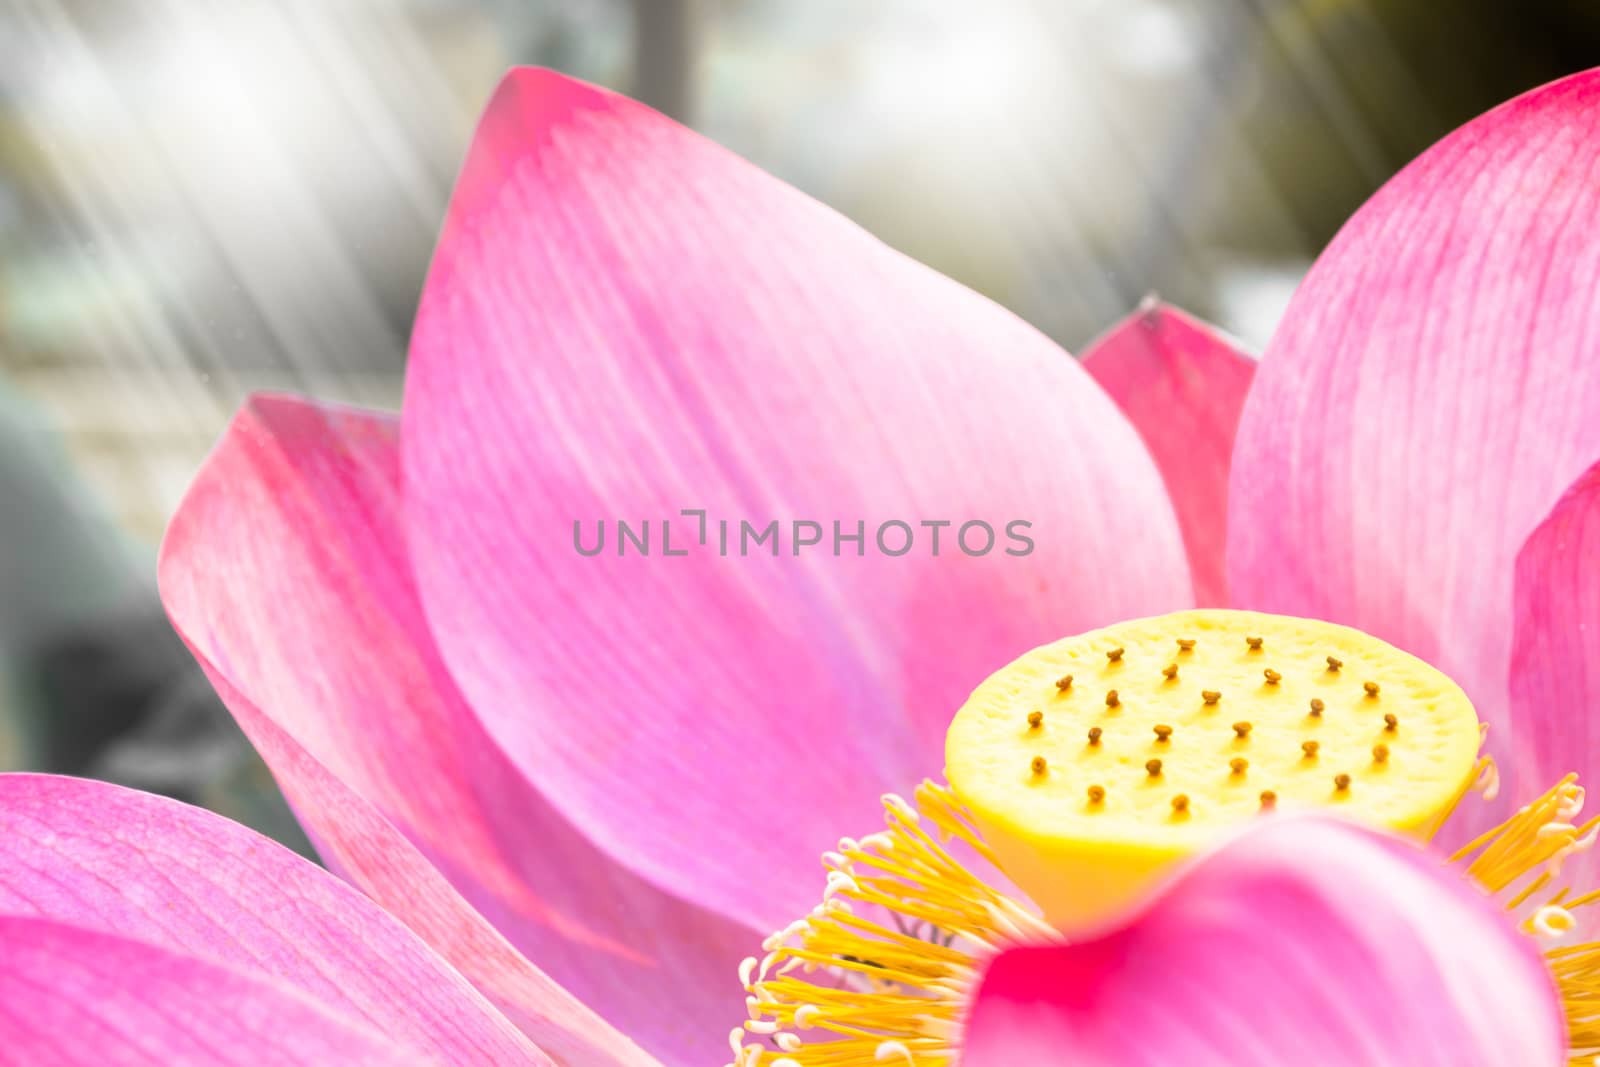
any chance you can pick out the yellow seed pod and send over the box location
[945,609,1481,931]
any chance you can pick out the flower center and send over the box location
[733,610,1600,1065]
[946,609,1484,929]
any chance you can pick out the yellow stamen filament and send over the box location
[736,613,1600,1063]
[732,769,1600,1065]
[1435,771,1600,1062]
[734,784,1048,1066]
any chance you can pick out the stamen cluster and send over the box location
[730,768,1600,1065]
[730,783,1048,1066]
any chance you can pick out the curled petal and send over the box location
[159,395,740,1066]
[1227,69,1600,830]
[1082,300,1256,605]
[0,775,548,1066]
[401,68,1191,931]
[963,816,1563,1067]
[1510,458,1600,897]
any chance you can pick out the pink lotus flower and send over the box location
[2,65,1599,1065]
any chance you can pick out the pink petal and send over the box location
[1227,70,1600,826]
[963,816,1563,1066]
[0,916,413,1065]
[200,672,658,1067]
[401,67,1192,931]
[0,774,549,1066]
[1082,300,1256,605]
[1510,457,1600,884]
[159,395,746,1066]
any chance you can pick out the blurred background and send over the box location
[1,0,1597,853]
